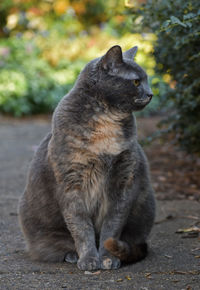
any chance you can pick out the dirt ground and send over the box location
[0,115,200,290]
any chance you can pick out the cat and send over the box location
[18,45,155,270]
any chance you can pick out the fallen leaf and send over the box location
[145,273,152,279]
[183,215,200,220]
[172,270,188,275]
[164,254,173,259]
[171,270,200,275]
[84,270,101,275]
[176,226,200,233]
[191,247,200,252]
[125,275,132,280]
[176,226,200,238]
[116,278,123,282]
[84,271,92,275]
[92,271,101,275]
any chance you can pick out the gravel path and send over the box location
[0,116,199,290]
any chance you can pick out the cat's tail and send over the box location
[104,238,148,263]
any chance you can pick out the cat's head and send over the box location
[81,45,153,113]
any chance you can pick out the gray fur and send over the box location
[18,45,155,270]
[123,46,138,60]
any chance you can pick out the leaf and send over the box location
[185,22,192,28]
[117,278,123,282]
[176,226,200,233]
[170,16,187,27]
[125,275,132,280]
[164,254,173,259]
[183,13,196,20]
[84,270,101,275]
[162,20,170,28]
[145,272,152,279]
[84,271,93,275]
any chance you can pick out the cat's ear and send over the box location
[123,46,138,60]
[101,45,123,70]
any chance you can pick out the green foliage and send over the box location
[0,31,164,117]
[0,0,126,37]
[0,0,166,118]
[0,37,82,116]
[130,0,200,154]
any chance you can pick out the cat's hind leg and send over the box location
[26,231,77,263]
[104,191,155,264]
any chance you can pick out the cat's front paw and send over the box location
[100,255,121,270]
[77,254,100,271]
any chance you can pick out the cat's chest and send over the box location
[76,155,109,231]
[68,112,133,230]
[70,151,115,231]
[87,112,129,155]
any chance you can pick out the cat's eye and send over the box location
[133,79,140,87]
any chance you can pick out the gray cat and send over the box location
[19,45,155,270]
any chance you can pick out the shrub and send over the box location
[0,31,165,117]
[129,0,200,154]
[0,37,81,116]
[0,0,167,117]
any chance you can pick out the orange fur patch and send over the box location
[88,113,126,155]
[104,238,130,261]
[104,238,118,252]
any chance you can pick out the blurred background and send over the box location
[0,0,199,199]
[0,0,165,117]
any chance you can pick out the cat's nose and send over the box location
[147,94,153,100]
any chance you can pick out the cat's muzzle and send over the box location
[134,95,152,106]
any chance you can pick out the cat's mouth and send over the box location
[133,96,152,110]
[134,95,152,104]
